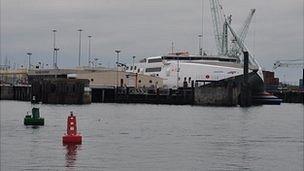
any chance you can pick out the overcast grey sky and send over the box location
[1,0,303,84]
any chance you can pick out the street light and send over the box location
[115,50,121,87]
[132,56,136,72]
[198,34,203,56]
[54,48,59,69]
[88,35,92,67]
[52,29,57,69]
[26,52,32,69]
[77,29,83,67]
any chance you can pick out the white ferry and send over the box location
[125,51,264,89]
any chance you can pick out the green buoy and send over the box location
[24,107,45,126]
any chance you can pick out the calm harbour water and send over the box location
[0,100,303,171]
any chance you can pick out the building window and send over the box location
[138,80,141,83]
[91,78,94,82]
[149,80,152,83]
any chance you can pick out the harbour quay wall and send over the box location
[91,87,194,105]
[30,78,91,104]
[0,85,14,100]
[0,85,31,101]
[194,81,241,106]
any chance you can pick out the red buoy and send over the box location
[62,112,82,144]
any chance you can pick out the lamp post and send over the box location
[52,29,57,69]
[54,48,59,69]
[115,50,121,87]
[26,52,32,69]
[77,29,83,67]
[198,34,203,56]
[201,0,204,55]
[132,56,136,71]
[88,35,92,67]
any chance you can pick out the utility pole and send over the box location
[77,29,83,67]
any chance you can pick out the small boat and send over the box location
[252,91,282,105]
[24,107,45,125]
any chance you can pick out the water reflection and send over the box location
[64,144,81,168]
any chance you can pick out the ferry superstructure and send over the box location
[126,52,263,89]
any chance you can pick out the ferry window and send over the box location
[134,66,137,70]
[130,66,133,70]
[145,67,161,72]
[91,78,94,82]
[149,80,152,83]
[137,69,140,73]
[126,66,129,70]
[148,58,162,63]
[138,80,141,83]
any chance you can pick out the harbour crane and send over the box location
[209,0,225,55]
[209,0,255,58]
[229,9,256,57]
[273,59,304,70]
[226,19,259,66]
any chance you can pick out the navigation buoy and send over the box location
[62,112,82,144]
[24,107,44,126]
